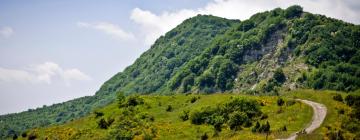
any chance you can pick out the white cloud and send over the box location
[63,69,91,86]
[130,0,360,45]
[0,62,91,85]
[77,22,135,41]
[0,26,14,38]
[130,8,197,45]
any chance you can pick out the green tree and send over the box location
[284,5,303,18]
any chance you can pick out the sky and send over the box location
[0,0,359,115]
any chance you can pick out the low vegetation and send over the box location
[18,92,313,139]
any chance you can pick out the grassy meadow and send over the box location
[18,93,315,140]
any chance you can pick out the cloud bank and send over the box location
[0,62,91,86]
[130,0,360,45]
[77,22,135,41]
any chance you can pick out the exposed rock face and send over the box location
[234,27,293,92]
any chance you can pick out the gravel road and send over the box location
[278,99,327,140]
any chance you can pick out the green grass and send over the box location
[18,93,316,140]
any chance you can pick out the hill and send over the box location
[16,90,360,140]
[19,93,314,139]
[1,5,360,139]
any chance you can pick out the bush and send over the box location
[97,118,114,129]
[117,93,126,104]
[179,110,189,121]
[21,132,27,138]
[252,121,260,132]
[252,121,270,133]
[113,129,134,140]
[190,108,214,125]
[166,105,173,112]
[137,113,155,122]
[262,79,278,92]
[286,100,296,106]
[345,95,360,106]
[28,133,37,140]
[200,133,208,140]
[273,68,286,83]
[260,114,268,120]
[107,118,115,126]
[260,121,271,133]
[281,125,287,131]
[277,98,285,106]
[190,96,198,103]
[190,98,262,132]
[338,108,345,115]
[98,118,108,129]
[94,111,104,118]
[333,94,343,102]
[120,96,144,107]
[212,115,225,132]
[12,134,17,140]
[284,5,303,18]
[228,111,248,130]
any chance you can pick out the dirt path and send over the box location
[278,99,327,140]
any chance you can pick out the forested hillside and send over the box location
[0,15,238,138]
[1,5,359,139]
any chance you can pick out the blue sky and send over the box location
[0,0,359,115]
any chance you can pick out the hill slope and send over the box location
[0,15,238,138]
[20,94,314,140]
[1,5,360,139]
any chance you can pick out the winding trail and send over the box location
[278,99,327,140]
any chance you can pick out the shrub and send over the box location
[97,117,114,129]
[94,111,104,118]
[12,134,17,140]
[260,114,268,120]
[190,110,207,125]
[200,133,208,140]
[166,105,173,112]
[190,96,198,103]
[252,121,260,132]
[326,128,345,140]
[286,100,296,106]
[281,125,287,131]
[137,113,155,122]
[98,118,109,129]
[260,121,271,133]
[117,93,126,104]
[333,94,343,102]
[253,121,271,133]
[222,98,262,118]
[191,98,262,132]
[212,115,225,132]
[107,118,115,126]
[28,133,37,140]
[21,132,27,138]
[338,109,345,115]
[179,110,189,121]
[120,96,144,107]
[277,98,285,106]
[284,5,303,18]
[228,111,248,130]
[273,68,286,83]
[345,95,360,106]
[263,79,278,92]
[113,129,134,140]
